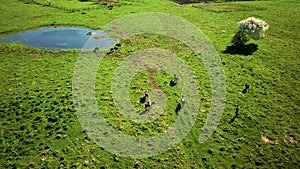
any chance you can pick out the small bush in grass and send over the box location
[232,17,269,46]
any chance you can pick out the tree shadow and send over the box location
[223,43,258,56]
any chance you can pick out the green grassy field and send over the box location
[1,0,299,168]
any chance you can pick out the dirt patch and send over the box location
[145,68,160,89]
[284,133,297,144]
[261,134,270,143]
[262,133,298,145]
[261,134,279,145]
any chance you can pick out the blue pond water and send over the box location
[0,27,115,50]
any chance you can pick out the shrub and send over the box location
[232,17,269,46]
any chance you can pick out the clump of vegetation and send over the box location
[231,17,269,46]
[79,0,115,2]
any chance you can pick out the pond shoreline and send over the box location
[0,26,115,50]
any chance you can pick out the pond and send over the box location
[0,27,115,50]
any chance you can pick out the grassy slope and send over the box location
[0,0,299,168]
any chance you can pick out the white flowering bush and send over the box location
[232,17,269,45]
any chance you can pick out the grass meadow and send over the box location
[0,0,299,168]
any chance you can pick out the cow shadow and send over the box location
[139,96,147,104]
[170,80,177,87]
[175,103,181,113]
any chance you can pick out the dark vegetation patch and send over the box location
[20,0,121,12]
[172,0,261,5]
[0,43,78,56]
[192,3,267,12]
[172,0,213,4]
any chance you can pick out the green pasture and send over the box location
[0,0,299,168]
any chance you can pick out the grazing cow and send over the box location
[145,101,154,109]
[108,5,113,10]
[50,21,56,26]
[175,96,186,113]
[174,74,179,83]
[181,96,185,107]
[170,74,179,87]
[144,90,149,98]
[140,90,149,104]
